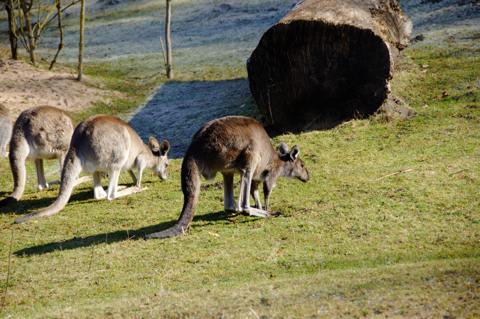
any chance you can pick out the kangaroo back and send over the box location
[0,105,76,208]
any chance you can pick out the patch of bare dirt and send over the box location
[0,50,125,120]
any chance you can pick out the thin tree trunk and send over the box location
[20,0,36,65]
[6,0,18,59]
[78,0,85,81]
[165,0,173,78]
[49,0,64,70]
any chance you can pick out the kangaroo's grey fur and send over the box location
[15,114,170,223]
[145,116,309,239]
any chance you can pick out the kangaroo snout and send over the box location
[158,171,168,180]
[301,173,310,182]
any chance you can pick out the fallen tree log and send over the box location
[247,0,412,132]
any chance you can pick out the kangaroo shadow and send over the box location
[14,210,256,256]
[0,189,94,215]
[0,177,153,215]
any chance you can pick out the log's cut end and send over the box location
[247,20,392,132]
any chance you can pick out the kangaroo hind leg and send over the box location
[35,159,50,190]
[93,171,107,199]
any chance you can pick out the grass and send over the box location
[1,0,480,317]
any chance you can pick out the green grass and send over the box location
[1,0,480,317]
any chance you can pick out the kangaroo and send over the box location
[0,105,88,208]
[14,114,170,223]
[145,116,310,239]
[0,103,12,157]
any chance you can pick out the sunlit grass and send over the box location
[1,0,480,317]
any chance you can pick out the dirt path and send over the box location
[0,49,124,120]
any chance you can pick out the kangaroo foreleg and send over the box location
[128,170,138,186]
[238,169,271,217]
[135,166,144,187]
[263,179,283,217]
[222,172,237,212]
[239,174,280,218]
[106,168,147,200]
[250,181,262,209]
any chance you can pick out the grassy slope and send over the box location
[1,0,480,318]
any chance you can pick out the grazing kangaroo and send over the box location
[145,116,310,240]
[0,104,12,157]
[0,105,85,208]
[14,114,170,223]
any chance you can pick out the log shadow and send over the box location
[127,78,260,159]
[14,210,254,256]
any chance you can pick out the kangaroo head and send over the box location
[149,137,170,180]
[278,141,310,182]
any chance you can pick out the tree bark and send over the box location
[247,0,412,133]
[5,0,18,59]
[78,0,85,81]
[49,0,64,70]
[165,0,173,78]
[20,0,36,66]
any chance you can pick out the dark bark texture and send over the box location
[247,0,412,132]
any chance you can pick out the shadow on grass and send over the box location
[0,179,159,215]
[14,209,252,256]
[127,78,260,159]
[0,190,94,215]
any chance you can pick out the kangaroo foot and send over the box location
[241,207,284,218]
[94,188,107,200]
[73,176,93,186]
[224,204,239,214]
[46,180,61,188]
[110,186,148,199]
[242,207,271,218]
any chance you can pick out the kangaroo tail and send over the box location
[145,156,201,239]
[14,151,82,223]
[0,141,28,208]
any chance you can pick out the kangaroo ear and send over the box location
[277,141,289,155]
[289,145,300,159]
[149,137,160,152]
[159,140,170,156]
